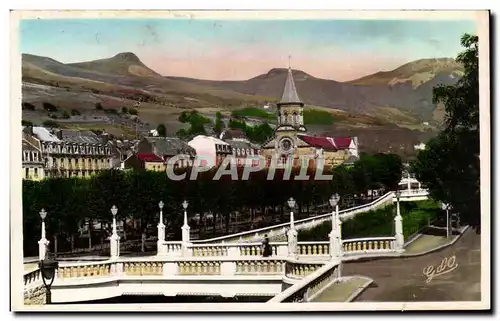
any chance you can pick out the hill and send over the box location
[166,59,463,123]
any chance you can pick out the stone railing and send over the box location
[285,260,325,279]
[192,192,395,244]
[186,242,288,258]
[342,237,397,255]
[24,268,42,289]
[297,241,330,256]
[399,189,429,196]
[23,268,46,305]
[268,260,341,303]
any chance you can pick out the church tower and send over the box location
[273,64,307,156]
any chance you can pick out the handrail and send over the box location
[192,192,395,244]
[268,260,340,303]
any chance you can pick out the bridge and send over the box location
[24,187,431,305]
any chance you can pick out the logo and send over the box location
[422,255,459,283]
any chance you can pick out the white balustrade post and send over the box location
[394,193,404,252]
[407,172,411,192]
[157,201,166,256]
[109,205,120,260]
[38,209,50,260]
[336,205,343,257]
[287,197,297,258]
[328,194,341,259]
[181,200,191,256]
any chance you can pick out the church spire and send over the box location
[279,58,303,106]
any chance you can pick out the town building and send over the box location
[220,129,262,167]
[188,135,232,168]
[22,139,45,180]
[261,66,359,168]
[22,126,112,179]
[136,137,196,169]
[122,152,165,172]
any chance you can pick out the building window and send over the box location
[25,168,29,178]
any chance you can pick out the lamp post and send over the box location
[38,255,58,304]
[109,205,120,260]
[181,200,190,256]
[157,201,165,256]
[38,209,50,261]
[287,197,297,258]
[441,202,451,238]
[394,190,404,251]
[328,193,341,259]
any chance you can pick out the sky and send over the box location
[19,18,476,81]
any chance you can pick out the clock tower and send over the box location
[274,65,307,156]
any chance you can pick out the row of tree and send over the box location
[23,152,403,255]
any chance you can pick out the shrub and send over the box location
[50,114,59,119]
[42,120,59,128]
[22,102,36,110]
[61,111,70,119]
[21,120,33,126]
[128,108,138,115]
[104,108,118,115]
[43,102,58,112]
[95,102,103,110]
[70,109,81,116]
[121,107,129,114]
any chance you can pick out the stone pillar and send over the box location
[109,205,120,260]
[38,218,49,260]
[157,201,166,256]
[407,172,411,192]
[181,201,190,256]
[394,199,404,251]
[287,209,297,257]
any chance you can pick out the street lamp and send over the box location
[109,205,120,259]
[441,202,451,238]
[181,200,190,253]
[158,201,164,225]
[287,197,296,230]
[394,190,404,251]
[38,209,49,261]
[38,255,59,304]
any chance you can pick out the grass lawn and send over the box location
[311,277,371,302]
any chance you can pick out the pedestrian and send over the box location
[262,234,272,257]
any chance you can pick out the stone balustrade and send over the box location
[191,192,396,244]
[297,242,330,256]
[24,268,42,288]
[285,260,325,279]
[342,237,396,254]
[269,260,341,303]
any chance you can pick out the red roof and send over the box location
[298,135,352,151]
[137,153,163,163]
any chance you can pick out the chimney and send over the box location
[56,130,63,140]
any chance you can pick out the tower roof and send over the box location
[279,67,303,105]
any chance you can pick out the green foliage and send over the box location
[43,102,58,112]
[214,112,224,135]
[410,34,480,228]
[22,102,36,110]
[61,110,71,119]
[104,108,119,115]
[129,108,139,115]
[49,114,58,119]
[156,124,167,137]
[303,109,337,125]
[95,102,103,110]
[121,107,129,114]
[228,119,274,144]
[231,107,275,120]
[70,109,81,116]
[298,200,440,242]
[176,111,210,138]
[42,120,59,127]
[21,120,33,126]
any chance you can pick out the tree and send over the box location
[43,102,58,112]
[214,112,224,135]
[61,110,71,119]
[21,120,33,126]
[156,124,167,137]
[95,102,103,110]
[411,34,480,230]
[122,107,129,114]
[22,102,36,110]
[70,109,81,116]
[129,108,138,115]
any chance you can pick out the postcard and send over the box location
[10,10,490,312]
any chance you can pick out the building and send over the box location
[261,66,359,168]
[220,129,262,167]
[22,126,112,179]
[136,137,196,169]
[22,139,45,180]
[188,135,232,168]
[122,152,165,171]
[108,139,138,169]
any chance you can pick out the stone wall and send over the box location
[24,285,46,305]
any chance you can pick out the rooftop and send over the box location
[137,153,164,163]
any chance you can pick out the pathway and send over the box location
[342,228,481,301]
